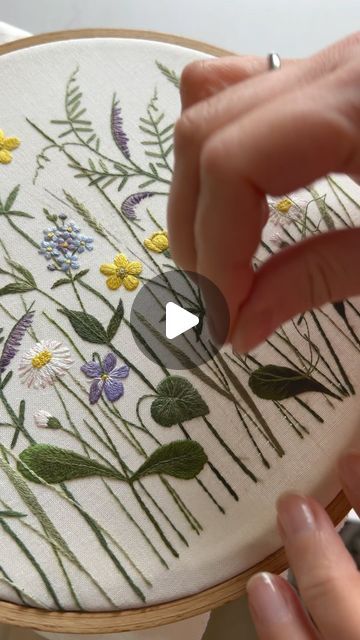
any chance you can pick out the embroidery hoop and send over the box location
[0,28,351,635]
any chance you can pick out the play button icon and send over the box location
[130,269,229,370]
[166,302,199,339]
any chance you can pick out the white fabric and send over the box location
[0,29,359,633]
[0,23,210,640]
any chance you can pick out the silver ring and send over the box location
[268,52,281,71]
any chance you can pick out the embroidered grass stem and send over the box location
[310,310,354,395]
[104,482,168,569]
[319,308,360,353]
[0,517,62,609]
[178,423,225,514]
[130,483,179,558]
[59,484,146,603]
[216,351,284,458]
[202,415,257,483]
[0,564,27,606]
[55,391,152,585]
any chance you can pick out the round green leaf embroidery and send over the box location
[151,376,209,427]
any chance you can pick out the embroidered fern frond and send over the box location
[50,67,101,151]
[156,61,180,88]
[139,88,175,174]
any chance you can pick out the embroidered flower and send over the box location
[19,340,74,389]
[39,215,93,272]
[121,192,155,220]
[81,353,129,404]
[268,197,303,226]
[56,251,80,272]
[0,310,35,374]
[144,230,169,253]
[100,253,142,291]
[0,129,21,164]
[33,410,61,429]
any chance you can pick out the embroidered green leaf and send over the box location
[59,309,108,344]
[47,417,62,429]
[4,185,20,212]
[155,61,180,88]
[0,371,12,389]
[6,261,36,287]
[151,376,209,427]
[107,299,124,341]
[0,510,26,519]
[0,282,34,296]
[18,444,126,484]
[73,269,90,281]
[7,211,34,219]
[51,278,71,290]
[131,440,207,481]
[249,365,340,400]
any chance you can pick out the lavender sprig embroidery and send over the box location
[0,310,35,374]
[121,191,155,220]
[111,96,131,160]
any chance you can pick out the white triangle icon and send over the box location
[165,302,199,340]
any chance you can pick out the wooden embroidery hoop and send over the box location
[0,28,350,634]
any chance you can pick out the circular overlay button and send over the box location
[130,270,230,370]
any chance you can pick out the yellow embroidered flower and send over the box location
[0,129,21,164]
[144,230,169,253]
[100,253,142,291]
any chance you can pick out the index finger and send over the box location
[195,60,360,335]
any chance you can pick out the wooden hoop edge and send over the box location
[0,28,350,633]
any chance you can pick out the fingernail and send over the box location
[338,449,360,489]
[247,573,291,625]
[277,493,316,538]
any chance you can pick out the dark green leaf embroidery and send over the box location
[51,278,71,290]
[151,376,209,427]
[59,309,108,344]
[0,282,34,296]
[47,417,62,429]
[73,269,90,281]
[107,299,124,341]
[6,260,36,288]
[18,444,125,484]
[249,365,340,400]
[3,185,20,212]
[0,510,26,519]
[131,441,207,481]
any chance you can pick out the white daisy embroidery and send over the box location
[19,340,73,389]
[268,197,303,226]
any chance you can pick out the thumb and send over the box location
[232,227,360,353]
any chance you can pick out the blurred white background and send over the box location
[1,0,360,56]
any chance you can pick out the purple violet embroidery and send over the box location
[111,97,131,160]
[121,192,155,220]
[0,310,35,374]
[81,353,129,405]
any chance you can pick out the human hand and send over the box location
[246,449,360,639]
[167,34,360,352]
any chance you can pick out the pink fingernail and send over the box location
[277,493,316,538]
[247,573,291,625]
